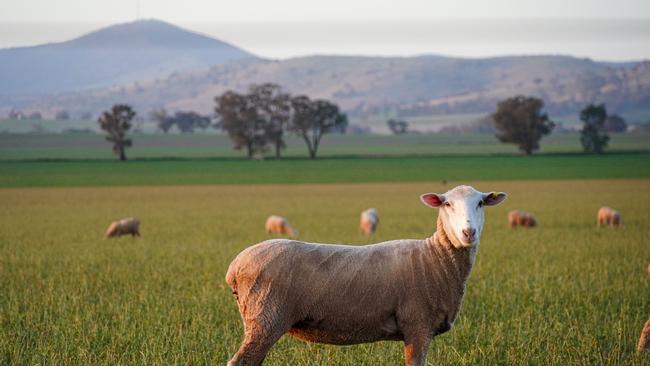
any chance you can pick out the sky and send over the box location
[1,0,649,61]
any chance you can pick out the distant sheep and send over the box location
[226,185,506,366]
[105,217,140,238]
[597,207,622,227]
[508,210,537,228]
[359,208,379,236]
[637,317,650,354]
[647,262,650,275]
[265,215,297,237]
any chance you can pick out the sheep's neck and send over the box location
[428,214,477,284]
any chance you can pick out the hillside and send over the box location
[13,55,649,121]
[0,19,256,96]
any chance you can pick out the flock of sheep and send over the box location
[103,189,647,365]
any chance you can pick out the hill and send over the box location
[13,55,649,122]
[0,19,256,96]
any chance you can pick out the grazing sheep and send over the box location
[597,206,622,227]
[226,185,506,366]
[105,217,140,238]
[359,208,379,236]
[647,262,650,275]
[507,210,537,228]
[637,317,650,354]
[265,215,298,238]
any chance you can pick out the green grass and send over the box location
[1,153,650,188]
[1,132,649,160]
[1,180,649,365]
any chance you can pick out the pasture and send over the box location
[1,132,650,161]
[1,180,649,365]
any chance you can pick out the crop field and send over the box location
[1,132,650,161]
[1,180,650,365]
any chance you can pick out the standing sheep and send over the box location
[226,185,506,366]
[359,208,379,236]
[265,215,298,238]
[637,317,650,354]
[105,217,140,238]
[507,210,537,228]
[597,206,622,227]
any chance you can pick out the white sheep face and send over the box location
[421,185,506,247]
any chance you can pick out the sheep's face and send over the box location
[421,185,506,247]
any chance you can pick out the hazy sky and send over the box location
[1,0,649,60]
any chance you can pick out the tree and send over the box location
[150,108,174,133]
[579,104,609,153]
[604,113,627,133]
[172,111,211,133]
[290,96,348,159]
[80,112,93,120]
[55,110,70,120]
[248,83,291,159]
[97,104,135,161]
[28,112,42,120]
[492,96,555,155]
[387,119,409,134]
[215,90,268,159]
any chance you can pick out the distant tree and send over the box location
[97,104,135,161]
[8,108,24,119]
[172,111,211,133]
[579,104,609,153]
[28,112,42,120]
[387,119,409,134]
[248,83,291,159]
[215,90,268,159]
[289,96,348,159]
[80,112,93,120]
[55,110,70,120]
[492,96,555,155]
[150,108,174,133]
[604,113,627,133]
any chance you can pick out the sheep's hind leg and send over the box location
[228,318,290,366]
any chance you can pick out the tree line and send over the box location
[490,96,623,155]
[97,83,347,161]
[95,88,628,161]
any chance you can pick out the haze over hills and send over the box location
[0,19,648,123]
[0,19,256,95]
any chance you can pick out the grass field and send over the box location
[1,180,649,365]
[1,132,650,160]
[1,153,650,188]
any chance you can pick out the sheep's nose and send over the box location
[462,228,476,240]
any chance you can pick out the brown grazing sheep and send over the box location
[637,317,650,353]
[226,185,506,366]
[597,206,622,227]
[265,215,297,237]
[359,208,379,236]
[105,217,140,238]
[507,210,537,228]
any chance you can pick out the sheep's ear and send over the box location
[483,192,507,206]
[420,193,445,208]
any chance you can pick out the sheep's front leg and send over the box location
[403,332,432,366]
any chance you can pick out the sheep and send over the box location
[647,262,650,275]
[637,317,650,354]
[265,215,298,238]
[597,206,622,227]
[105,217,140,238]
[226,185,507,366]
[359,208,379,236]
[507,210,537,228]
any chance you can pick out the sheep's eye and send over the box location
[444,202,451,207]
[477,201,484,208]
